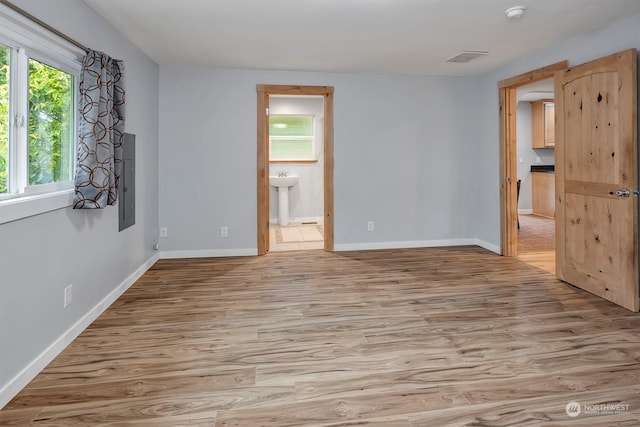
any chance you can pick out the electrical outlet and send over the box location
[160,226,168,238]
[367,221,374,232]
[221,226,229,237]
[64,284,72,308]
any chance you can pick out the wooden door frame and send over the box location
[498,61,568,256]
[256,85,335,255]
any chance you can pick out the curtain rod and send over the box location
[0,0,89,53]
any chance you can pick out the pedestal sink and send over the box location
[270,174,299,226]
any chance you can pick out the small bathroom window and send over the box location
[269,114,315,162]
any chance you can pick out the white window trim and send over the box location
[0,6,84,68]
[0,188,73,225]
[0,4,84,224]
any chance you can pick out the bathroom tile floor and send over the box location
[269,222,324,252]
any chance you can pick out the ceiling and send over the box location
[81,0,640,76]
[518,78,554,102]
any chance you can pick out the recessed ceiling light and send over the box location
[505,6,527,20]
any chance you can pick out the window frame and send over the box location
[24,53,78,191]
[269,114,317,163]
[0,5,84,224]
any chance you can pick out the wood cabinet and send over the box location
[531,100,555,148]
[532,172,555,218]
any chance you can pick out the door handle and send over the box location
[615,188,631,197]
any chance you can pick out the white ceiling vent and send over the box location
[445,51,489,63]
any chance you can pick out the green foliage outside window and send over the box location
[0,45,9,193]
[28,58,74,186]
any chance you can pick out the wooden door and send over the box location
[555,49,638,311]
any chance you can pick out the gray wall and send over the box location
[269,97,324,222]
[0,0,160,404]
[159,4,640,256]
[159,69,476,254]
[472,12,640,248]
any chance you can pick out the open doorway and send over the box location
[256,85,334,255]
[268,95,325,252]
[498,61,567,268]
[514,79,556,273]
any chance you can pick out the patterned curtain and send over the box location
[73,50,125,209]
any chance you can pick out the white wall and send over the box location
[159,69,478,256]
[472,12,640,248]
[269,97,324,222]
[0,0,160,408]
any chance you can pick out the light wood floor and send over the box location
[518,214,555,274]
[3,246,640,426]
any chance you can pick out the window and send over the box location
[0,46,76,197]
[28,58,74,188]
[0,6,82,223]
[269,115,315,162]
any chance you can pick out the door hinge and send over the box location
[265,108,269,116]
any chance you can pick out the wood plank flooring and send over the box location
[2,246,640,426]
[518,214,555,274]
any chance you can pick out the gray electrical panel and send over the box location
[119,133,135,231]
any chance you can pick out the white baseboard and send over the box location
[518,209,533,214]
[160,248,257,259]
[334,238,500,254]
[0,253,160,410]
[475,239,501,254]
[161,239,501,258]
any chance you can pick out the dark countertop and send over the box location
[531,165,554,173]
